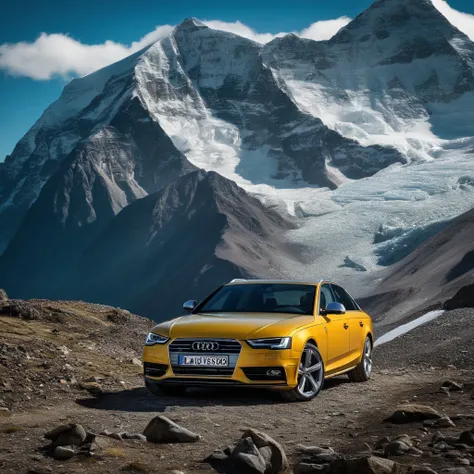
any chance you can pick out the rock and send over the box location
[432,432,446,443]
[100,430,124,441]
[387,405,441,424]
[203,449,229,471]
[203,429,288,474]
[0,289,8,301]
[330,455,438,474]
[442,381,464,392]
[52,445,75,460]
[79,381,103,396]
[458,431,474,446]
[441,469,470,474]
[385,440,412,456]
[374,437,391,450]
[440,387,451,397]
[84,376,103,383]
[131,357,142,367]
[143,415,201,443]
[44,424,71,441]
[58,345,70,356]
[241,429,289,474]
[232,436,267,474]
[432,441,450,452]
[424,416,456,429]
[457,459,470,466]
[44,424,86,447]
[331,456,396,474]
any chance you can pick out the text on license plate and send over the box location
[179,355,229,367]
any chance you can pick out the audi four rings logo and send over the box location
[192,341,220,351]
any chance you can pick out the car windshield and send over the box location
[197,283,316,315]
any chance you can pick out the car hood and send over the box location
[151,312,314,340]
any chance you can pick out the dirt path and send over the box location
[1,367,473,473]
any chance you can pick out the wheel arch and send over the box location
[306,338,318,348]
[366,331,374,348]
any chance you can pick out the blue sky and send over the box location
[1,0,474,161]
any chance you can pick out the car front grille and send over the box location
[168,338,241,377]
[169,339,242,354]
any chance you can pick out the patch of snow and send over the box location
[374,310,446,347]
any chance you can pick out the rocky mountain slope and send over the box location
[1,0,474,315]
[0,169,296,319]
[68,170,297,318]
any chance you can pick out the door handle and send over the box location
[343,323,349,329]
[359,322,364,327]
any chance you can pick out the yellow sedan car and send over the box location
[143,280,373,401]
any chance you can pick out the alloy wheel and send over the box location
[363,338,373,377]
[297,345,324,398]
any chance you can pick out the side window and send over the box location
[319,284,335,311]
[331,285,358,311]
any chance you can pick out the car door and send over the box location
[319,283,350,373]
[331,284,364,367]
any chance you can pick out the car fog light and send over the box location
[266,369,282,377]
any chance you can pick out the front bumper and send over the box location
[142,338,301,390]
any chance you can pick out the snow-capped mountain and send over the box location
[1,0,474,318]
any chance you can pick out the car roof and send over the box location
[225,279,335,286]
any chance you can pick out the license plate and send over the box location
[179,355,229,367]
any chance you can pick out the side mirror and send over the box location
[324,302,346,315]
[183,300,198,312]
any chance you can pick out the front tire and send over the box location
[348,336,373,382]
[281,343,324,402]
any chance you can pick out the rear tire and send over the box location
[281,343,324,402]
[348,336,373,382]
[145,380,187,397]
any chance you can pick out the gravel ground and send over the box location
[375,308,474,369]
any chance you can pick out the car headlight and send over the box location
[246,337,292,350]
[145,332,169,346]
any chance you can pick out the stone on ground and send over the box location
[387,405,442,423]
[143,415,201,443]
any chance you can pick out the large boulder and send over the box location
[241,429,288,474]
[143,416,201,443]
[231,436,267,474]
[204,429,288,474]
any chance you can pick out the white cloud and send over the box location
[0,25,174,80]
[299,17,352,41]
[0,17,349,80]
[431,0,474,41]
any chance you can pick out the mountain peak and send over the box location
[175,17,208,32]
[331,0,459,45]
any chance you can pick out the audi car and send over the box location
[143,279,373,401]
